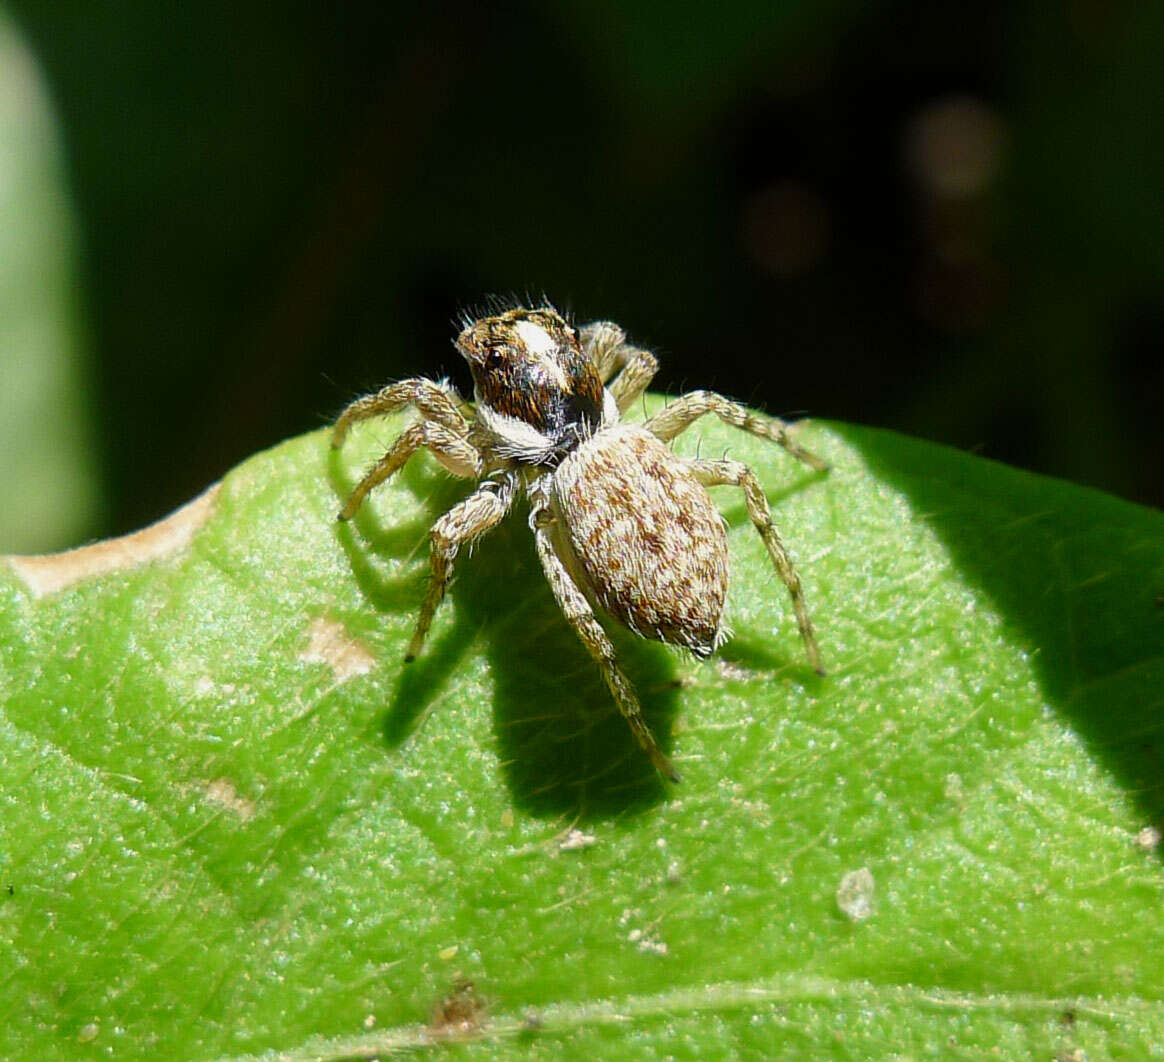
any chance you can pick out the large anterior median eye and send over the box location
[484,348,505,369]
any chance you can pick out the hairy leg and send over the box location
[338,422,481,521]
[406,472,519,661]
[644,390,827,472]
[688,457,825,675]
[580,320,659,413]
[529,498,680,782]
[333,378,469,449]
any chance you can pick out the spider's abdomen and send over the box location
[551,424,729,656]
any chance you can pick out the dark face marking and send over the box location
[456,308,605,463]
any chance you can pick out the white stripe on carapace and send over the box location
[513,320,570,388]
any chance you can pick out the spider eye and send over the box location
[484,347,505,369]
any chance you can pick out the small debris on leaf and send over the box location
[836,866,875,921]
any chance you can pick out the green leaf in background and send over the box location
[0,11,99,553]
[2,404,1162,1058]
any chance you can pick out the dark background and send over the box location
[10,0,1163,538]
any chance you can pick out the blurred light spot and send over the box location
[905,95,1004,199]
[905,96,1007,333]
[741,179,831,277]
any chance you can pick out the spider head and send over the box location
[456,307,608,464]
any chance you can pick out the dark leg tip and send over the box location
[403,653,416,664]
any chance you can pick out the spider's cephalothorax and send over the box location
[332,305,828,782]
[457,308,609,467]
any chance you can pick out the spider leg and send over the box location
[644,390,827,472]
[687,457,825,675]
[338,422,481,521]
[332,378,469,449]
[580,321,659,413]
[529,499,680,783]
[406,471,519,661]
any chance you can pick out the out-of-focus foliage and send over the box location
[0,12,98,552]
[2,0,1160,549]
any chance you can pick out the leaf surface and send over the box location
[2,405,1162,1058]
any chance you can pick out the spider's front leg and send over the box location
[406,472,519,661]
[337,422,480,521]
[528,492,680,783]
[644,390,828,472]
[580,321,659,413]
[687,457,824,675]
[332,378,469,449]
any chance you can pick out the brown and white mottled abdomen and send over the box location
[551,424,729,655]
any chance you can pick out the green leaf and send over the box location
[2,404,1162,1058]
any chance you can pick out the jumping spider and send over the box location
[332,306,827,781]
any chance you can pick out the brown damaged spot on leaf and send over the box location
[300,616,376,682]
[5,484,221,597]
[428,977,486,1041]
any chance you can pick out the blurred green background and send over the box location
[2,0,1161,552]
